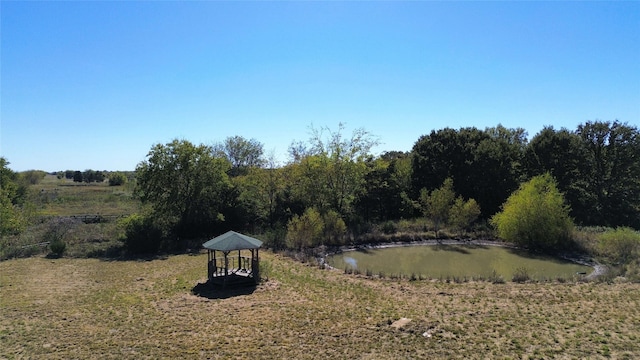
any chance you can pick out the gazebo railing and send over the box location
[209,256,254,277]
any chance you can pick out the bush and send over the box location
[491,174,573,251]
[380,221,397,235]
[121,214,166,254]
[49,239,66,257]
[285,208,323,250]
[598,227,640,265]
[512,267,530,283]
[108,172,127,186]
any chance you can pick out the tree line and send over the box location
[1,120,637,253]
[125,120,638,253]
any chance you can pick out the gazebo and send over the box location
[202,231,263,287]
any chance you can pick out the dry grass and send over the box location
[31,175,140,217]
[1,252,639,359]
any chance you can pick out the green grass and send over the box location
[30,174,140,217]
[1,252,639,359]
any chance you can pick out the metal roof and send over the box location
[202,231,263,251]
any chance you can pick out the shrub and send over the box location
[43,217,79,258]
[491,174,574,251]
[108,172,127,186]
[380,221,397,235]
[512,267,530,283]
[49,239,66,257]
[285,208,323,250]
[597,227,640,265]
[121,214,166,254]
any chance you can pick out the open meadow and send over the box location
[1,252,639,359]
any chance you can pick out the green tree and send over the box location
[72,171,83,183]
[449,197,481,237]
[355,152,415,222]
[491,173,574,251]
[321,210,347,246]
[420,178,456,237]
[576,121,640,228]
[411,126,525,219]
[285,207,324,250]
[213,136,264,176]
[524,127,589,224]
[288,123,379,220]
[0,158,28,236]
[135,139,233,240]
[108,172,127,186]
[20,170,46,185]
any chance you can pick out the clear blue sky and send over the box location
[1,1,638,172]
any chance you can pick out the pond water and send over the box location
[326,244,592,280]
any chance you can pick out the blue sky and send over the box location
[2,1,638,172]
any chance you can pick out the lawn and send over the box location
[1,252,639,359]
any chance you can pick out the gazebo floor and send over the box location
[208,271,257,287]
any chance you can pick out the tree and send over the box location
[449,197,481,237]
[285,207,324,250]
[213,136,264,176]
[420,178,456,237]
[73,171,83,183]
[576,121,640,228]
[491,173,574,251]
[135,139,233,240]
[20,170,46,185]
[411,126,525,219]
[108,172,127,186]
[0,158,28,236]
[288,123,379,220]
[524,127,589,224]
[321,210,347,246]
[354,152,415,222]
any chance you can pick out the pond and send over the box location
[326,244,592,280]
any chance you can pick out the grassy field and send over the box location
[31,174,140,216]
[1,252,639,359]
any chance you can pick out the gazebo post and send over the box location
[253,248,260,283]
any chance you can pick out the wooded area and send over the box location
[2,120,639,255]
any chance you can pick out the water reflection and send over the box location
[343,256,358,269]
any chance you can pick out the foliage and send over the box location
[0,158,28,236]
[420,178,456,237]
[288,123,380,220]
[597,227,640,265]
[20,170,47,185]
[213,135,264,176]
[321,210,347,246]
[525,122,640,229]
[72,171,83,182]
[449,197,481,236]
[285,208,324,250]
[575,121,640,228]
[43,217,80,257]
[412,125,526,218]
[512,267,531,283]
[120,213,168,254]
[491,174,574,251]
[135,139,233,239]
[108,172,127,186]
[354,152,415,222]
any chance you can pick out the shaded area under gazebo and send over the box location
[202,231,263,287]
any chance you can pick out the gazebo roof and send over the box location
[202,231,263,252]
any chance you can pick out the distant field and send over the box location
[32,174,140,217]
[1,252,639,359]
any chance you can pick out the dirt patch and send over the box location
[390,317,411,329]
